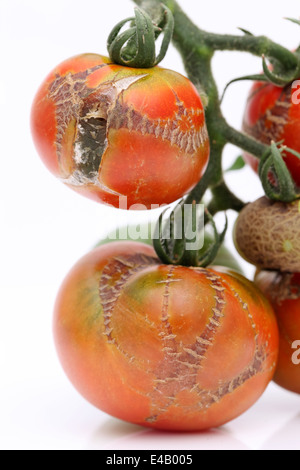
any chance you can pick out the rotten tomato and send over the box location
[242,80,300,186]
[31,54,209,209]
[234,197,300,272]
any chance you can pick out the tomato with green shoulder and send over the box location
[54,241,278,431]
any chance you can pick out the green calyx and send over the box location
[262,53,300,87]
[153,202,228,268]
[126,0,300,267]
[259,142,300,202]
[107,5,174,68]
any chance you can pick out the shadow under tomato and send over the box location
[261,412,300,450]
[86,417,249,450]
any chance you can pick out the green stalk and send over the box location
[132,0,286,212]
[129,0,300,265]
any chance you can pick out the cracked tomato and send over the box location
[255,270,300,394]
[54,241,278,431]
[31,54,209,209]
[242,80,300,186]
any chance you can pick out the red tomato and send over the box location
[31,54,209,209]
[242,80,300,186]
[54,242,278,431]
[255,270,300,394]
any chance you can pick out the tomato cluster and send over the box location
[31,42,300,432]
[234,80,300,396]
[234,204,300,396]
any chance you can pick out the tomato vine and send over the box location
[31,0,300,268]
[130,0,299,193]
[31,1,300,424]
[111,0,300,265]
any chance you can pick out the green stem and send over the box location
[133,0,277,212]
[223,125,269,158]
[204,34,297,68]
[134,0,297,68]
[208,181,246,214]
[185,142,224,205]
[129,0,300,266]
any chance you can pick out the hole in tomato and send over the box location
[71,74,148,181]
[74,116,107,178]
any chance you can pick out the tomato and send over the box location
[255,270,300,394]
[97,223,244,274]
[242,80,300,186]
[234,197,300,272]
[31,54,209,209]
[54,241,278,431]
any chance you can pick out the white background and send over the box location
[1,0,300,451]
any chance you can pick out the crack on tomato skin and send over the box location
[98,253,160,377]
[108,95,208,156]
[48,65,109,165]
[60,171,126,199]
[47,63,209,202]
[265,110,288,126]
[222,280,264,355]
[190,269,226,356]
[243,86,292,147]
[190,280,274,411]
[145,268,226,424]
[99,254,158,347]
[47,66,147,180]
[146,269,276,422]
[99,261,274,424]
[224,281,259,333]
[146,266,181,421]
[193,347,268,410]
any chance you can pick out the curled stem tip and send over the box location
[107,4,174,68]
[259,142,300,202]
[153,201,228,268]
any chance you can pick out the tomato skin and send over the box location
[242,80,300,186]
[54,242,278,431]
[31,54,209,209]
[255,270,300,394]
